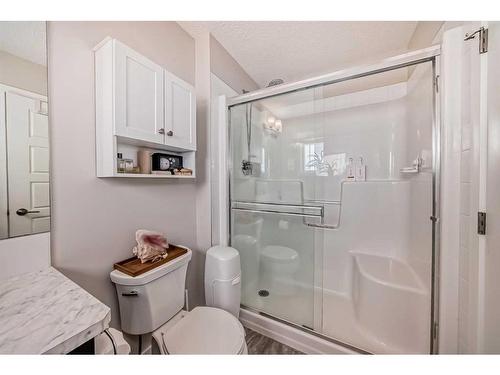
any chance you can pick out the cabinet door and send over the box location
[165,72,196,150]
[114,41,165,144]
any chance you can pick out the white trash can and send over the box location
[204,246,241,318]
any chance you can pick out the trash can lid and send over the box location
[207,245,239,261]
[206,246,241,280]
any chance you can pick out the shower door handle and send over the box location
[231,201,323,219]
[305,222,339,229]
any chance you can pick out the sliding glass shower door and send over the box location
[228,59,437,353]
[229,88,323,330]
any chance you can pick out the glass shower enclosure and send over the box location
[226,49,440,354]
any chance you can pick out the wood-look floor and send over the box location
[245,328,303,355]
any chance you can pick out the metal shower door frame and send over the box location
[225,45,442,354]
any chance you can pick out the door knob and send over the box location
[167,130,174,136]
[16,208,40,216]
[158,128,165,135]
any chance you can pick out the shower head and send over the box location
[267,79,284,87]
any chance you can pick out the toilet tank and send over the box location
[205,246,241,318]
[110,247,192,335]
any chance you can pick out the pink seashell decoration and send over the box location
[132,229,169,263]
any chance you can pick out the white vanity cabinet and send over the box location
[94,37,196,178]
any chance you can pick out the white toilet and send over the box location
[110,246,247,354]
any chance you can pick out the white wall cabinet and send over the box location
[165,72,197,150]
[94,38,196,178]
[114,40,165,144]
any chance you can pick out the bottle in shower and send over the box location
[347,157,355,180]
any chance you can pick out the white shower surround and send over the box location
[211,46,444,354]
[228,63,434,353]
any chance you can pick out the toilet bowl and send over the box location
[152,307,247,354]
[260,245,300,296]
[110,246,247,355]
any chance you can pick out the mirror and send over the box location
[0,21,49,239]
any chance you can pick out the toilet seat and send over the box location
[154,306,246,354]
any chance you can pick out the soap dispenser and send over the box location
[347,158,355,180]
[356,157,366,181]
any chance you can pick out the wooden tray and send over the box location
[113,245,188,277]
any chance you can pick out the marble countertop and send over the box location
[0,267,110,354]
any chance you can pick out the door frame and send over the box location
[220,47,442,354]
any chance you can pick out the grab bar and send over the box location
[304,199,341,205]
[231,201,324,218]
[232,207,323,219]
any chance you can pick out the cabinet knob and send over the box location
[158,128,165,135]
[167,130,174,137]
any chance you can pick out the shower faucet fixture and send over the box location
[241,160,261,177]
[241,160,253,175]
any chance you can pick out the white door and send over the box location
[483,21,500,353]
[6,91,50,237]
[165,72,196,150]
[114,40,165,144]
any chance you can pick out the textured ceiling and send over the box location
[0,21,47,66]
[186,21,419,88]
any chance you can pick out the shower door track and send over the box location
[240,304,371,354]
[226,45,442,354]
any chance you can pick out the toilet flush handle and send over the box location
[232,276,241,285]
[121,291,139,297]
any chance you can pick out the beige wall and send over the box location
[0,50,47,95]
[210,35,259,93]
[47,21,199,330]
[408,21,444,51]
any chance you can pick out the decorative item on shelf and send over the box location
[117,153,126,173]
[263,113,283,136]
[151,152,183,174]
[123,158,134,173]
[173,168,193,176]
[137,149,152,174]
[152,170,173,175]
[128,166,141,174]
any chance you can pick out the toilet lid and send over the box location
[261,245,298,263]
[161,307,245,354]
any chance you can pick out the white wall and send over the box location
[440,22,483,354]
[210,74,237,246]
[47,21,199,330]
[0,232,50,281]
